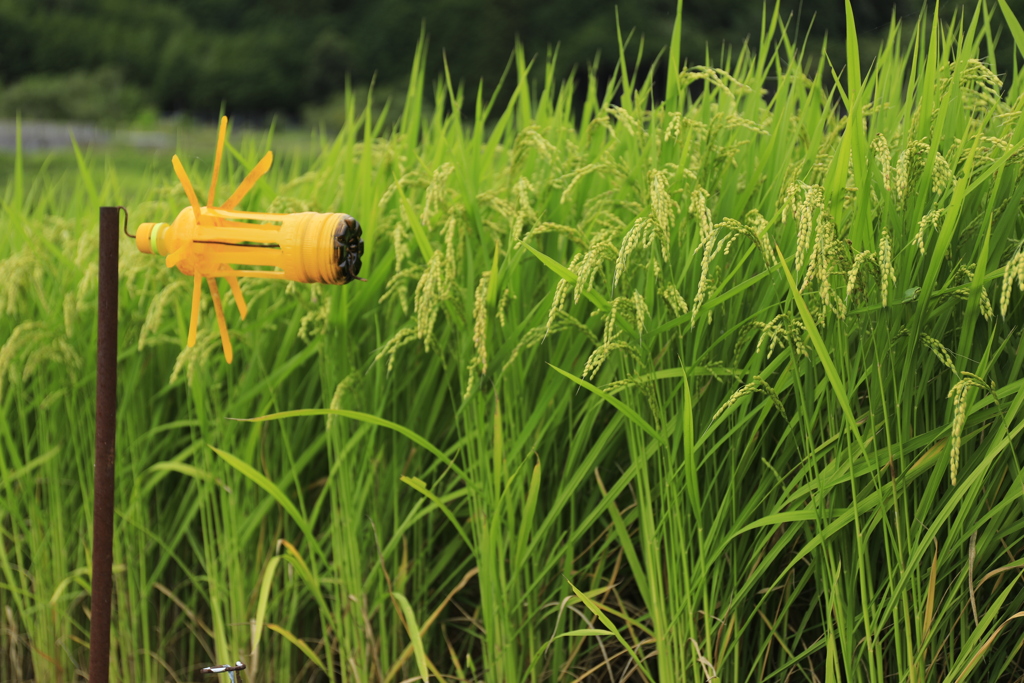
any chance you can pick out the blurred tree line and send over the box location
[0,0,1019,122]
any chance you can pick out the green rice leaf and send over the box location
[518,240,610,311]
[547,363,666,446]
[208,446,315,546]
[230,409,472,486]
[997,0,1024,58]
[252,555,281,652]
[557,629,615,638]
[392,592,430,682]
[567,579,653,682]
[267,623,328,675]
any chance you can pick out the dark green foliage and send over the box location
[5,0,1022,118]
[0,67,147,122]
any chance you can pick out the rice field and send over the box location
[3,1,1024,681]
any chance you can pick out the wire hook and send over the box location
[120,206,133,238]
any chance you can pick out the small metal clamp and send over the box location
[200,660,246,683]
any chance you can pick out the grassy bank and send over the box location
[3,2,1024,681]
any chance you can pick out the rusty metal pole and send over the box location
[89,206,120,683]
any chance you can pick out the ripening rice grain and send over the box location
[678,65,752,99]
[21,337,81,387]
[327,373,359,427]
[497,288,514,328]
[914,209,945,255]
[512,177,538,233]
[607,105,645,140]
[0,322,47,397]
[979,288,995,321]
[947,379,969,486]
[379,266,421,315]
[442,207,465,287]
[745,315,808,359]
[614,218,647,289]
[298,299,331,342]
[168,331,218,386]
[502,326,549,374]
[378,169,423,209]
[547,253,582,334]
[692,239,715,327]
[871,134,893,193]
[954,58,1004,112]
[895,141,930,208]
[375,328,419,374]
[659,283,689,317]
[945,372,993,485]
[471,272,491,375]
[523,222,588,245]
[266,195,313,214]
[879,228,896,307]
[920,334,957,372]
[582,340,634,380]
[663,112,683,141]
[75,262,99,313]
[793,184,823,274]
[476,189,515,224]
[602,297,629,343]
[689,187,714,244]
[711,376,786,423]
[932,152,954,194]
[632,291,649,338]
[0,250,43,315]
[950,264,994,322]
[558,163,606,204]
[999,248,1024,318]
[649,169,678,260]
[744,209,775,265]
[63,292,75,338]
[573,235,616,304]
[392,221,411,272]
[752,314,788,358]
[506,313,597,374]
[382,221,414,314]
[414,252,446,348]
[512,125,559,165]
[780,182,800,223]
[846,250,876,300]
[722,113,769,136]
[422,163,456,223]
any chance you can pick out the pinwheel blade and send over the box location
[224,269,248,320]
[187,273,202,348]
[165,245,189,269]
[172,155,204,225]
[207,277,233,363]
[220,151,273,211]
[208,116,228,208]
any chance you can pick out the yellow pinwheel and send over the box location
[134,116,365,363]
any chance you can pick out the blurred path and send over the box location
[0,120,171,152]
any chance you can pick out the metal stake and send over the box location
[88,206,122,683]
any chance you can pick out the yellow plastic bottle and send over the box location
[134,116,364,363]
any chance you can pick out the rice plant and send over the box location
[3,1,1024,681]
